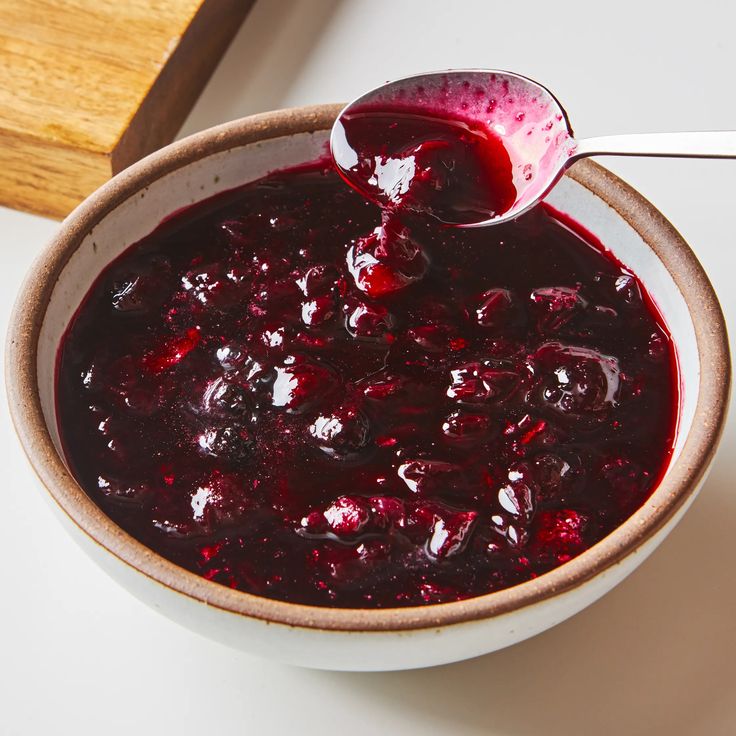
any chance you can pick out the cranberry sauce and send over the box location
[56,162,677,608]
[332,107,517,224]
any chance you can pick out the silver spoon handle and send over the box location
[574,131,736,160]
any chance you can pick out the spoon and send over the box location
[331,69,736,227]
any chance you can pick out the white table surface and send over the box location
[3,1,735,734]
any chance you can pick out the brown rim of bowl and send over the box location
[6,104,731,633]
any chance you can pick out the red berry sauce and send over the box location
[56,158,678,608]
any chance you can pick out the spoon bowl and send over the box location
[331,69,577,226]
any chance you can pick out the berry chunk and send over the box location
[323,496,372,537]
[497,464,537,521]
[308,405,371,458]
[442,410,492,441]
[533,342,621,419]
[347,222,427,297]
[398,459,462,496]
[301,296,336,327]
[532,452,579,501]
[200,376,252,418]
[296,265,339,297]
[189,471,253,531]
[420,503,478,559]
[475,288,515,329]
[270,356,336,413]
[529,286,586,333]
[197,425,253,462]
[344,301,394,341]
[142,328,200,374]
[530,509,590,563]
[599,456,650,513]
[447,360,521,403]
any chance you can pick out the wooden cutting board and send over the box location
[0,0,253,219]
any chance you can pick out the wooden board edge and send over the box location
[0,128,111,219]
[111,0,255,174]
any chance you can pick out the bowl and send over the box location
[6,104,730,671]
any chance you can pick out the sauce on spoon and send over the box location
[332,106,517,224]
[332,72,575,226]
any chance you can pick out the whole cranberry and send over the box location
[532,452,580,501]
[407,323,455,353]
[533,342,621,419]
[200,376,252,418]
[442,410,492,441]
[502,413,563,449]
[151,499,199,539]
[614,274,642,307]
[347,223,427,297]
[180,263,245,311]
[647,331,667,362]
[296,265,339,297]
[102,354,169,415]
[258,323,289,350]
[322,496,372,537]
[270,355,336,413]
[95,414,140,468]
[369,496,406,529]
[197,425,253,462]
[344,301,394,341]
[398,459,462,496]
[301,296,336,327]
[189,471,253,531]
[308,405,371,458]
[215,342,249,372]
[529,286,587,333]
[361,372,409,400]
[475,288,515,329]
[447,360,522,404]
[409,501,478,560]
[497,463,537,522]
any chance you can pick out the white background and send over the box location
[3,1,735,733]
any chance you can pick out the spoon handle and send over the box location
[573,132,736,160]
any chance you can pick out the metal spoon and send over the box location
[331,69,736,227]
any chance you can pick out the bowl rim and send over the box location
[6,103,730,633]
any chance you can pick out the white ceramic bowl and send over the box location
[6,105,730,671]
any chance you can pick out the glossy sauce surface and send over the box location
[332,107,517,224]
[56,162,677,608]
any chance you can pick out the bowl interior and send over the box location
[37,129,697,476]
